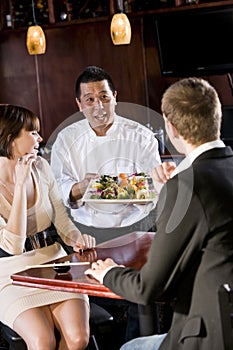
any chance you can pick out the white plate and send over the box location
[82,179,157,206]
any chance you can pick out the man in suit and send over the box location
[85,77,233,350]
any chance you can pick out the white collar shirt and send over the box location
[171,139,225,178]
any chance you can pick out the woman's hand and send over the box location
[15,154,36,186]
[73,233,96,252]
[6,154,36,239]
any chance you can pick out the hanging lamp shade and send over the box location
[26,0,46,55]
[110,13,131,45]
[26,25,46,55]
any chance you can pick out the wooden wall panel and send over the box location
[0,29,39,112]
[0,13,233,144]
[32,17,147,141]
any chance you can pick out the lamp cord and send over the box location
[227,73,233,96]
[31,0,37,25]
[116,0,123,13]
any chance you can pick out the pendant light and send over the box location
[110,0,131,45]
[26,0,46,55]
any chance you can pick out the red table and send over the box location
[11,231,156,335]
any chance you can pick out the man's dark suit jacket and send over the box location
[103,146,233,350]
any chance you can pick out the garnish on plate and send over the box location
[89,173,155,200]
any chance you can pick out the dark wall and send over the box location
[0,13,233,143]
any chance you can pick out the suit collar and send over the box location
[171,141,231,177]
[194,145,233,162]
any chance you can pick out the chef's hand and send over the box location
[70,173,99,202]
[150,161,176,183]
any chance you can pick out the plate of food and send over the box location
[82,173,157,206]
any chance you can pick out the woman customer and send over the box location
[0,104,95,350]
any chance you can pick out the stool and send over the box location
[0,302,114,350]
[0,327,10,350]
[0,324,25,350]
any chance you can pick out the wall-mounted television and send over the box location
[221,105,233,149]
[155,7,233,77]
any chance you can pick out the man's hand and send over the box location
[150,161,176,184]
[85,258,122,283]
[70,173,99,201]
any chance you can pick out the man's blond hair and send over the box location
[161,77,222,146]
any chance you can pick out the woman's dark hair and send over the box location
[75,66,116,101]
[0,104,40,159]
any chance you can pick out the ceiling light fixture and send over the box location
[26,0,46,55]
[110,0,131,45]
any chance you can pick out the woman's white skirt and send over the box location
[0,243,88,328]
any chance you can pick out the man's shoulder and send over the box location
[60,119,87,133]
[117,115,138,126]
[117,115,154,136]
[56,119,88,139]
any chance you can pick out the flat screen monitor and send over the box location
[221,106,233,148]
[155,7,233,77]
